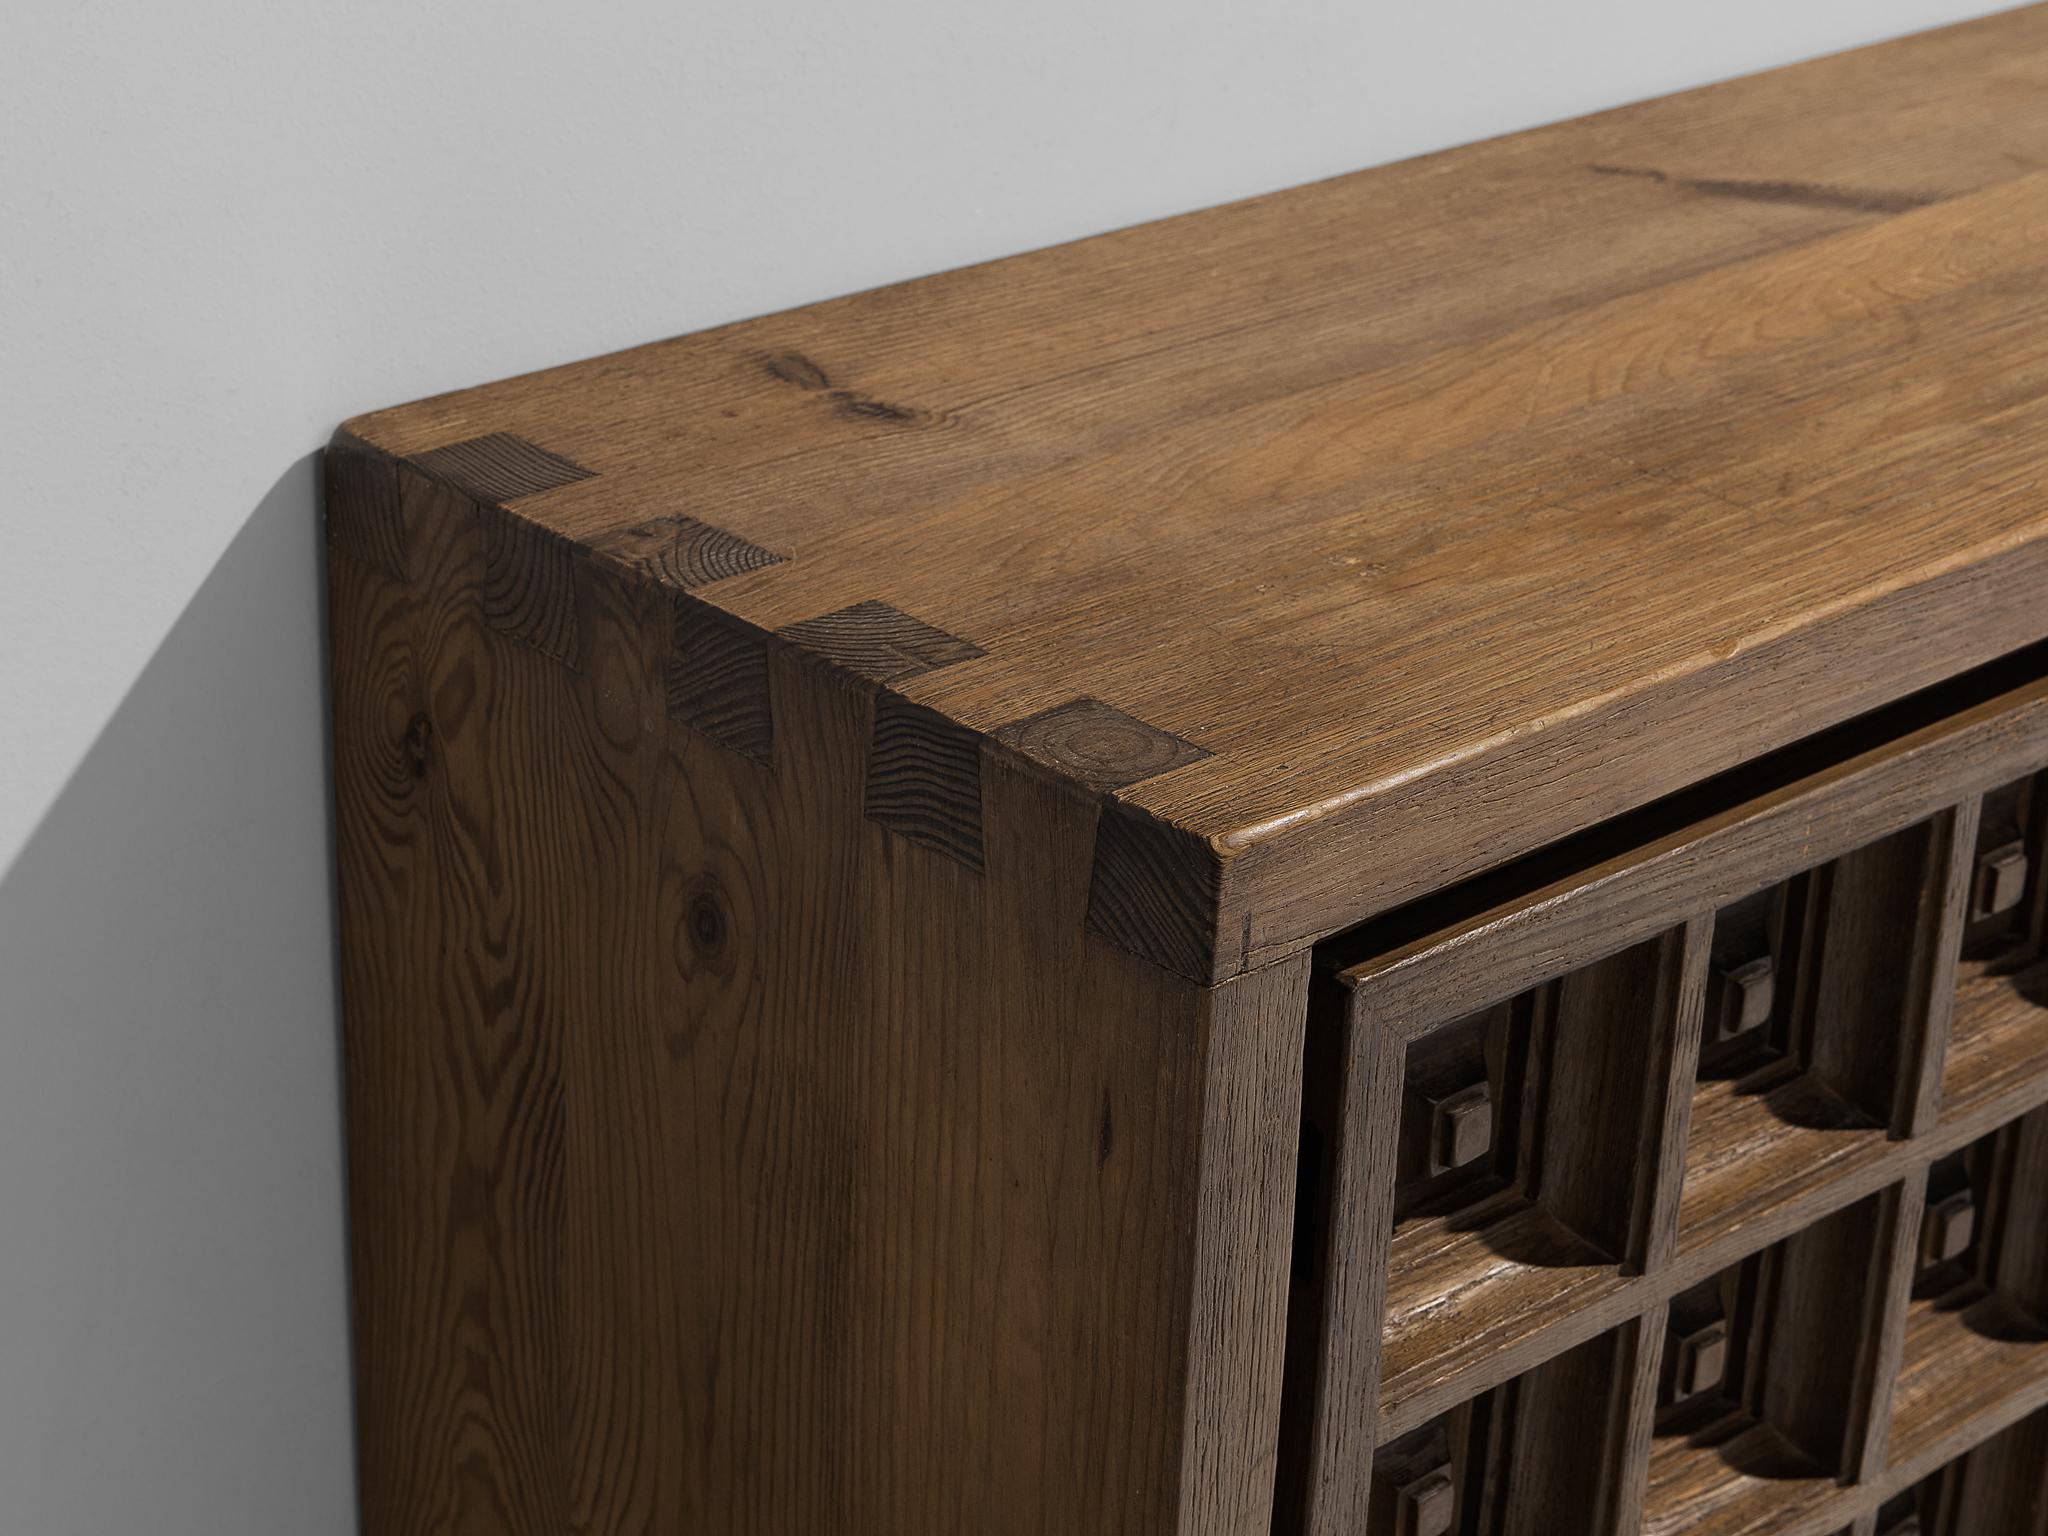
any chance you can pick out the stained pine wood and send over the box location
[329,12,2048,1536]
[329,457,1308,1536]
[1946,1404,2048,1533]
[336,7,2048,985]
[1293,648,2048,1534]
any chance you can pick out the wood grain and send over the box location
[1945,957,2048,1131]
[1643,918,1715,1276]
[326,15,2048,1533]
[1377,1197,1628,1440]
[667,598,774,764]
[1802,817,1955,1132]
[328,456,1309,1535]
[994,698,1209,795]
[1287,981,1404,1536]
[590,513,784,590]
[862,690,985,870]
[1540,929,1697,1268]
[1325,654,2048,1025]
[1498,1324,1637,1536]
[1850,1180,1928,1484]
[1947,1404,2048,1533]
[1642,1414,1836,1536]
[1084,804,1223,980]
[479,509,580,665]
[1297,645,2048,1532]
[410,430,594,503]
[326,441,409,582]
[1990,1106,2048,1318]
[1763,1193,1891,1477]
[776,599,983,685]
[1888,1290,2048,1479]
[1898,802,1983,1138]
[341,7,2048,980]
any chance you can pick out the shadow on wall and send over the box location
[0,452,358,1535]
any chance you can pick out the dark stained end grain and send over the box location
[480,511,580,668]
[593,514,786,591]
[995,697,1209,793]
[777,600,983,686]
[669,598,774,765]
[1085,801,1224,978]
[411,432,596,504]
[325,444,409,582]
[864,691,985,871]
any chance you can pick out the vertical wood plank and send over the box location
[1541,927,1698,1268]
[1636,920,1713,1277]
[1947,1405,2048,1533]
[334,466,572,1536]
[1805,815,1956,1134]
[1500,1323,1638,1536]
[1898,799,1983,1137]
[1174,955,1313,1536]
[1297,994,1407,1536]
[2022,769,2048,956]
[1604,1307,1667,1536]
[1763,1191,1891,1478]
[1850,1178,1930,1483]
[1987,1105,2048,1320]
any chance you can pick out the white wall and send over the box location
[0,2,2009,1529]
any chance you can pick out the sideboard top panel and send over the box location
[340,5,2048,978]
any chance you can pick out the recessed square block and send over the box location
[1963,774,2044,966]
[1432,1082,1493,1177]
[1371,1419,1464,1536]
[1922,1188,1976,1270]
[1671,1317,1729,1401]
[1700,883,1795,1078]
[1395,1467,1455,1536]
[1662,1283,1731,1408]
[1972,840,2030,923]
[1395,1001,1521,1219]
[1916,1147,1982,1299]
[1709,953,1776,1043]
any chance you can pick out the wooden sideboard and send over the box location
[325,9,2048,1532]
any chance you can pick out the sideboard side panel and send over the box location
[327,451,1307,1536]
